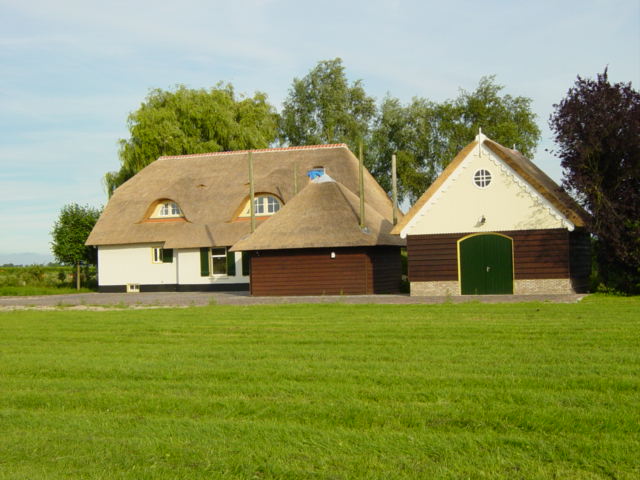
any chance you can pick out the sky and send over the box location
[1,0,638,263]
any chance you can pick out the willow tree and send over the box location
[105,84,279,196]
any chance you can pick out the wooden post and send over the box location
[249,151,255,233]
[359,142,365,229]
[391,154,398,226]
[76,261,80,291]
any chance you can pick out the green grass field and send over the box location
[1,296,638,479]
[0,286,94,296]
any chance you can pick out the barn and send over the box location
[392,132,591,296]
[231,176,404,295]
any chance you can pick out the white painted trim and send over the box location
[485,150,575,231]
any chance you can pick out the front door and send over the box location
[459,234,513,295]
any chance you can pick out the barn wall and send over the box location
[512,229,569,279]
[406,229,588,295]
[249,247,401,296]
[406,234,459,282]
[569,229,591,293]
[407,229,571,282]
[370,247,403,294]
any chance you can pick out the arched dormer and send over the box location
[236,193,283,219]
[144,199,186,222]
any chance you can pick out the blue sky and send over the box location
[1,0,638,261]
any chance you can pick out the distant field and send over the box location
[0,296,638,479]
[0,265,96,295]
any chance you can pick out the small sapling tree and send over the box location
[51,204,101,290]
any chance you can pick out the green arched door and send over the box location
[459,234,513,295]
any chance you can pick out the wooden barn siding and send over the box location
[569,229,591,292]
[250,247,402,296]
[371,247,403,294]
[407,229,572,282]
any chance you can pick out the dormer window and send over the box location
[147,200,185,221]
[160,202,182,217]
[239,194,282,218]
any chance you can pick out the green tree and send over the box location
[368,96,442,202]
[440,75,540,160]
[550,69,640,293]
[279,58,377,152]
[105,84,279,196]
[51,204,101,290]
[369,76,541,203]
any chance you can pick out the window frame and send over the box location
[151,247,173,264]
[151,201,184,219]
[473,169,492,189]
[200,247,237,277]
[210,247,228,276]
[239,194,282,218]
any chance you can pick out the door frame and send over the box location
[456,233,514,295]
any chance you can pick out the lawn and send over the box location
[0,286,94,296]
[0,296,638,479]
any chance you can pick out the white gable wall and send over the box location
[401,143,573,237]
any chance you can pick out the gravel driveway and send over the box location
[0,291,587,310]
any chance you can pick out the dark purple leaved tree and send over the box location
[550,69,640,293]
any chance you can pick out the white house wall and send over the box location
[97,245,248,286]
[402,144,571,236]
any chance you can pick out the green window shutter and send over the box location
[226,250,236,276]
[241,251,251,276]
[200,248,210,276]
[161,248,173,263]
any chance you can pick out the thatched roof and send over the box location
[231,178,405,251]
[483,139,589,227]
[87,144,400,248]
[391,136,589,235]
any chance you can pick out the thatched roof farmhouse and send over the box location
[87,144,405,294]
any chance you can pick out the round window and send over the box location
[473,169,492,188]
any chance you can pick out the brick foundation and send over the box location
[411,278,576,296]
[411,281,459,296]
[513,278,575,294]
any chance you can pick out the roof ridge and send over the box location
[157,144,349,161]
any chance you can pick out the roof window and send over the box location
[150,201,184,219]
[307,167,325,180]
[239,194,282,218]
